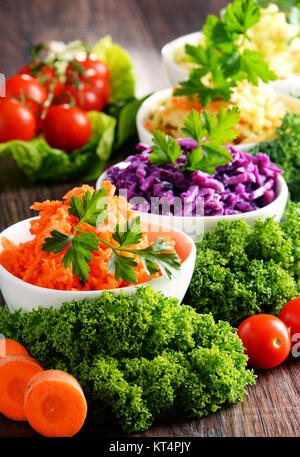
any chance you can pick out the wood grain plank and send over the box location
[136,0,229,49]
[0,0,168,95]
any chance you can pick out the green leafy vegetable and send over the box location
[187,215,300,327]
[60,232,100,282]
[0,111,116,182]
[149,107,239,174]
[224,0,261,36]
[175,0,276,106]
[43,189,108,282]
[81,111,117,180]
[249,112,300,202]
[92,36,135,103]
[117,235,181,281]
[0,36,142,182]
[150,131,183,167]
[280,200,300,288]
[0,287,256,433]
[238,49,276,85]
[68,189,108,226]
[105,95,150,147]
[42,190,181,283]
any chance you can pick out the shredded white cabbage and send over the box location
[146,81,287,144]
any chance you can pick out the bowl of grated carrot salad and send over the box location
[0,181,196,312]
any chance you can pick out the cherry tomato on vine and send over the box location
[18,63,63,97]
[87,76,110,106]
[237,314,291,369]
[65,54,110,108]
[58,82,106,112]
[279,297,300,338]
[43,104,91,152]
[5,74,48,118]
[0,99,36,142]
[66,54,110,84]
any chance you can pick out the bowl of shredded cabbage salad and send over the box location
[149,1,300,153]
[97,140,288,239]
[163,3,300,85]
[137,84,300,149]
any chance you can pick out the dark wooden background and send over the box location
[0,0,300,438]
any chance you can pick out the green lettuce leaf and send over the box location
[106,95,150,147]
[0,111,116,182]
[92,36,135,103]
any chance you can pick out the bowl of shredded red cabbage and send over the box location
[103,139,284,217]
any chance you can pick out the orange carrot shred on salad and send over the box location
[0,339,29,359]
[171,97,202,112]
[24,369,87,438]
[0,181,180,291]
[0,354,43,421]
[145,119,154,132]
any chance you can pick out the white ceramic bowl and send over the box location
[161,31,201,85]
[270,77,300,98]
[96,163,288,240]
[136,88,172,146]
[136,88,254,149]
[136,87,300,151]
[0,218,196,312]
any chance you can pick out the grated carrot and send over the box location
[171,97,202,112]
[0,182,175,291]
[144,119,154,133]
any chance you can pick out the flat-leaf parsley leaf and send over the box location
[42,190,181,283]
[149,107,239,174]
[174,0,276,106]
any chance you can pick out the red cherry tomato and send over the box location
[18,63,63,97]
[237,314,291,369]
[58,82,106,111]
[279,297,300,338]
[43,104,91,152]
[65,54,110,108]
[66,54,110,83]
[0,99,36,142]
[87,76,110,106]
[5,74,48,118]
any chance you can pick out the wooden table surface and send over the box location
[0,0,299,439]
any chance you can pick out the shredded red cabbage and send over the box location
[105,140,283,217]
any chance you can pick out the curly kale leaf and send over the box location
[280,200,300,287]
[245,218,293,269]
[188,217,299,327]
[249,112,300,202]
[0,286,255,434]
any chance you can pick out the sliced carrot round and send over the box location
[25,369,87,437]
[0,339,29,359]
[0,354,43,421]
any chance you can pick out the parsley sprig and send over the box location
[174,0,277,106]
[42,189,181,283]
[149,106,240,174]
